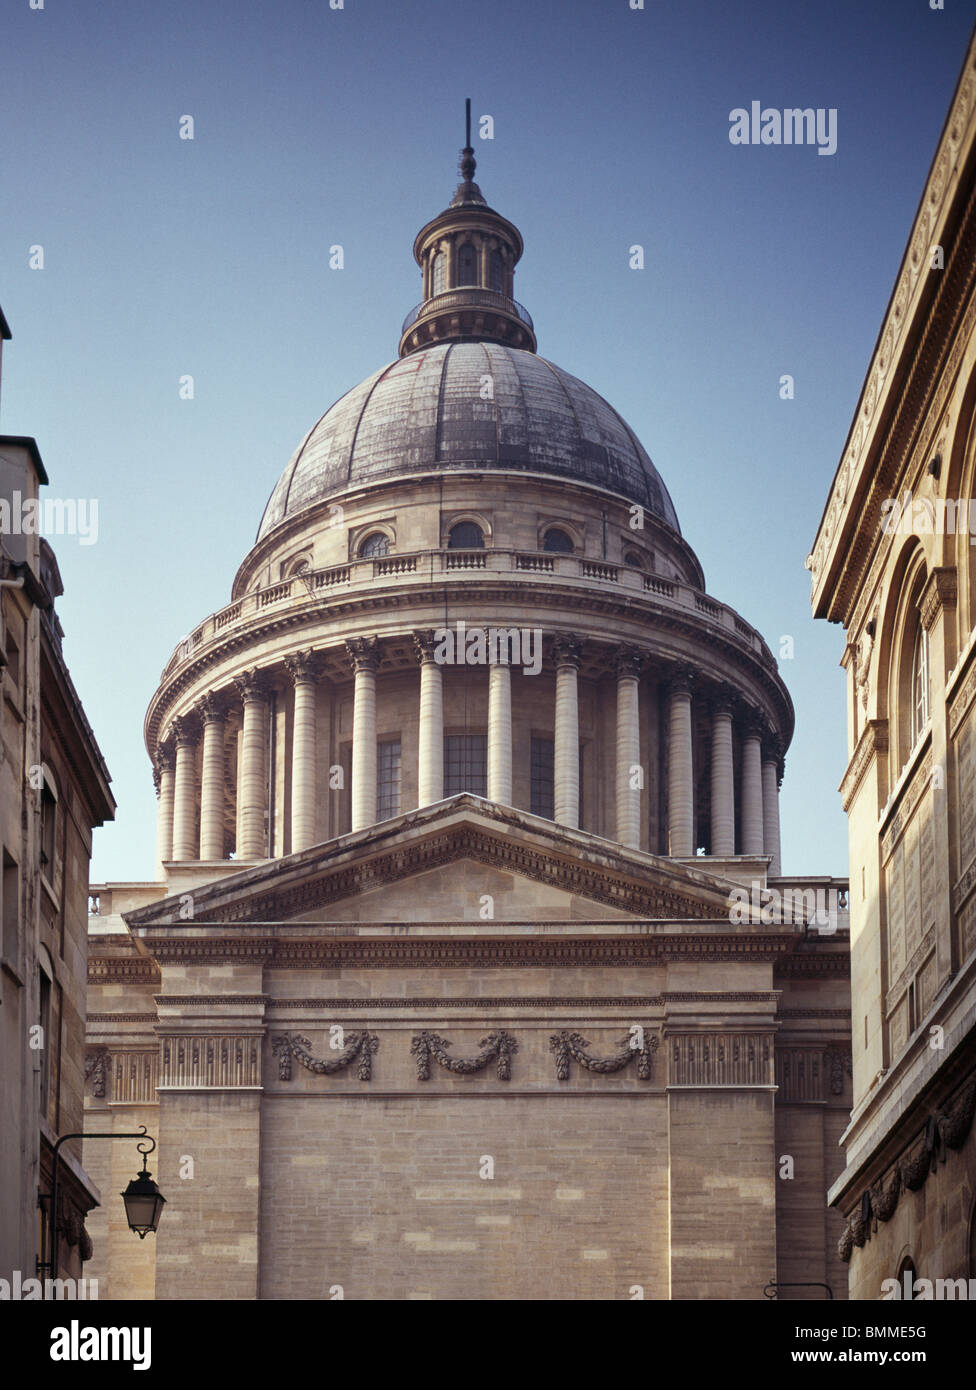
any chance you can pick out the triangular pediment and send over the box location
[124,796,745,931]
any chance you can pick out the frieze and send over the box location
[160,1034,261,1088]
[549,1028,656,1081]
[667,1031,774,1087]
[271,1031,379,1082]
[411,1030,518,1081]
[111,1050,160,1103]
[136,933,802,969]
[88,959,160,984]
[263,991,779,1009]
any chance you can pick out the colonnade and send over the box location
[153,634,783,876]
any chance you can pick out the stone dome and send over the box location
[257,342,680,541]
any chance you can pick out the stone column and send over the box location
[154,746,175,879]
[761,738,782,877]
[171,716,200,862]
[487,658,513,805]
[709,687,735,857]
[615,648,643,850]
[415,631,444,807]
[198,694,227,861]
[235,671,270,860]
[553,636,581,828]
[286,651,318,853]
[740,716,765,856]
[347,637,379,832]
[667,669,695,857]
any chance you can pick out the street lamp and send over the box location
[40,1125,165,1290]
[120,1141,166,1238]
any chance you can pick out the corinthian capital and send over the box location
[346,636,380,673]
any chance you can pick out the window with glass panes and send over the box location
[376,739,401,820]
[444,734,487,796]
[530,737,555,818]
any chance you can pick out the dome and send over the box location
[257,343,680,541]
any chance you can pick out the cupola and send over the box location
[398,100,537,357]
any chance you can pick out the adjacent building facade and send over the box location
[0,307,116,1292]
[86,139,851,1300]
[811,33,976,1298]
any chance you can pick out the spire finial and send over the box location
[459,96,476,185]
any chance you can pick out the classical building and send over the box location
[0,305,116,1293]
[87,133,850,1301]
[810,34,976,1298]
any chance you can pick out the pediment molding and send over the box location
[126,810,741,928]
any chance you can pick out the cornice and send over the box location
[144,579,794,759]
[126,813,748,927]
[811,46,976,625]
[127,934,802,969]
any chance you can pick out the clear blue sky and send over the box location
[2,0,973,883]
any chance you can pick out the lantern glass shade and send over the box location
[121,1171,166,1239]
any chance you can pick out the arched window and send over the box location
[359,532,390,559]
[910,623,930,748]
[543,528,574,554]
[489,250,504,293]
[457,243,477,287]
[623,550,643,568]
[448,522,484,550]
[431,251,446,296]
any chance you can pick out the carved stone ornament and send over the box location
[825,1047,853,1096]
[410,1030,518,1081]
[900,1145,932,1192]
[838,1223,854,1263]
[937,1078,976,1151]
[869,1168,901,1224]
[84,1047,108,1099]
[271,1031,379,1082]
[549,1028,657,1081]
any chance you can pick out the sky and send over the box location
[2,0,974,883]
